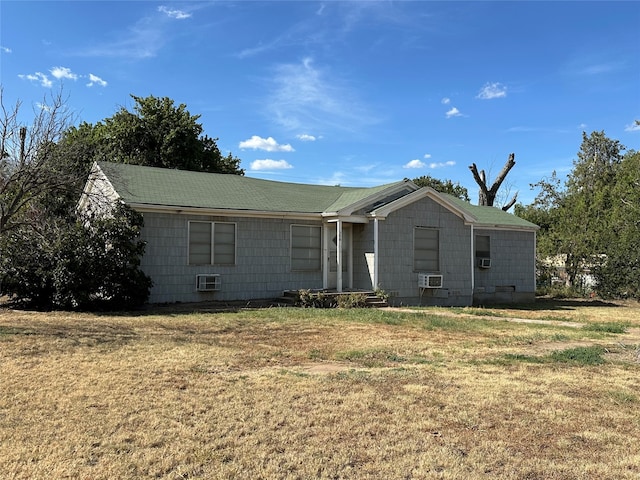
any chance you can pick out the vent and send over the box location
[418,273,443,288]
[478,258,492,269]
[196,274,220,292]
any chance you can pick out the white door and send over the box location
[326,223,352,290]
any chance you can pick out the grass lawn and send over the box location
[1,299,639,479]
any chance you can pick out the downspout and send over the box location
[322,224,329,289]
[374,217,379,289]
[533,230,537,293]
[470,223,475,292]
[336,218,343,293]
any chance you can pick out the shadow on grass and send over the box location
[0,320,138,346]
[477,297,621,312]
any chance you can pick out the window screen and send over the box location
[475,235,490,259]
[291,225,322,271]
[414,227,439,271]
[188,221,236,265]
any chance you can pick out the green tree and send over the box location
[518,131,637,296]
[413,175,470,201]
[60,94,244,176]
[592,149,640,298]
[0,91,153,310]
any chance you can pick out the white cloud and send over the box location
[239,135,294,152]
[477,82,507,99]
[50,66,78,80]
[429,161,456,169]
[423,153,432,159]
[36,102,52,112]
[19,72,52,88]
[158,6,191,19]
[445,107,462,118]
[250,159,294,171]
[317,171,346,186]
[87,73,107,87]
[404,159,425,169]
[624,121,640,132]
[268,57,379,133]
[441,97,450,105]
[1,46,11,54]
[296,134,317,141]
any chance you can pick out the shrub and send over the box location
[0,205,152,310]
[296,289,332,308]
[336,292,368,309]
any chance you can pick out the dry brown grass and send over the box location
[1,300,639,479]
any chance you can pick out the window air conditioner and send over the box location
[478,258,492,269]
[196,274,220,292]
[418,273,443,288]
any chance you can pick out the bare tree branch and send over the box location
[469,153,517,208]
[0,88,77,234]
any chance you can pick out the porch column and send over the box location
[336,219,343,292]
[470,224,475,291]
[374,217,379,289]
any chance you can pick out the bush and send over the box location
[336,292,368,308]
[0,205,152,310]
[296,289,333,308]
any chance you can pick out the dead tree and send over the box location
[468,153,518,211]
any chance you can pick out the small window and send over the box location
[475,235,490,259]
[291,225,321,271]
[414,227,439,271]
[188,221,236,265]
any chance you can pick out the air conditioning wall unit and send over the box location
[478,258,492,269]
[418,273,443,288]
[196,274,221,292]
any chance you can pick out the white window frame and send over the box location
[291,224,322,272]
[188,221,236,266]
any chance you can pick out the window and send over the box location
[414,227,439,271]
[475,235,490,259]
[188,221,236,265]
[291,225,321,271]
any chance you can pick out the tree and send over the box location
[517,131,638,297]
[0,91,152,310]
[412,175,470,201]
[468,153,518,210]
[59,94,244,178]
[592,149,640,298]
[0,88,78,233]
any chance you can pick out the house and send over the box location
[79,161,539,306]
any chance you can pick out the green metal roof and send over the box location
[97,162,406,214]
[442,193,539,230]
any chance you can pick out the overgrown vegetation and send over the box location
[517,130,640,300]
[1,91,244,310]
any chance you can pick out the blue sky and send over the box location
[2,1,639,206]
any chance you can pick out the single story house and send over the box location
[79,161,539,306]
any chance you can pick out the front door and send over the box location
[326,223,352,290]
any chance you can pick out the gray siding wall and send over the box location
[473,228,536,304]
[354,197,474,306]
[140,212,323,303]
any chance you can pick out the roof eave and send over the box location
[335,179,419,216]
[370,187,477,223]
[127,202,323,220]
